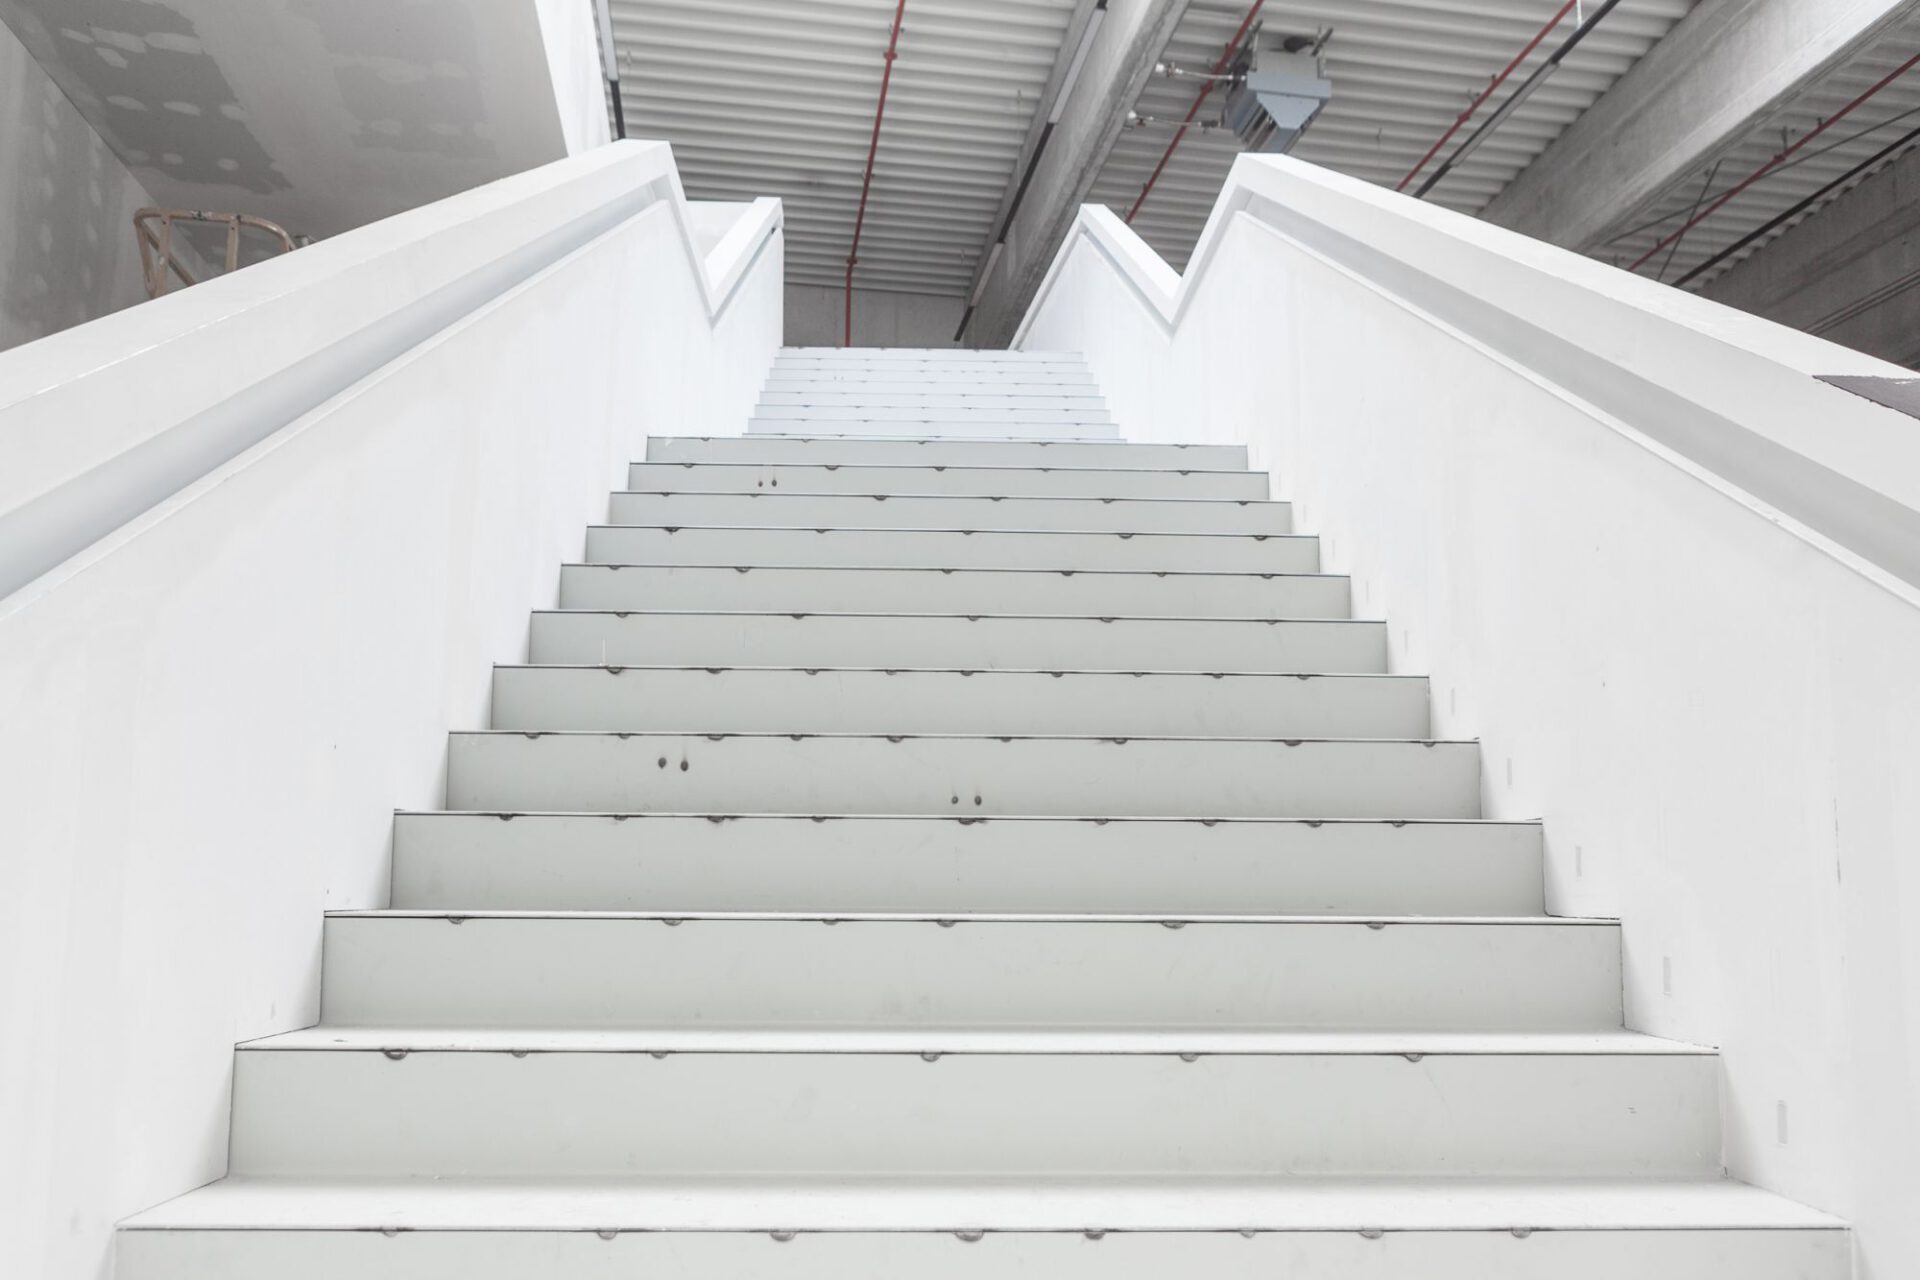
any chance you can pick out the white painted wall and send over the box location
[1020,154,1920,1280]
[0,142,780,1280]
[785,283,965,348]
[0,18,174,350]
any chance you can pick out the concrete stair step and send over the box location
[766,369,1102,388]
[555,565,1350,618]
[116,1176,1845,1279]
[219,1031,1719,1179]
[443,731,1480,818]
[607,491,1293,534]
[777,347,1088,362]
[751,404,1114,423]
[580,526,1319,574]
[489,667,1427,738]
[758,391,1110,410]
[628,460,1268,499]
[527,611,1385,672]
[645,436,1246,469]
[389,813,1543,915]
[748,421,1123,440]
[771,357,1089,374]
[317,912,1620,1031]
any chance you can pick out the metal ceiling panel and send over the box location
[611,0,1079,297]
[1088,0,1695,271]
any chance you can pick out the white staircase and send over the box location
[118,349,1845,1277]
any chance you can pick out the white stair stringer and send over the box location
[117,347,1847,1278]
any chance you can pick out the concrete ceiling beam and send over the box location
[1480,0,1920,252]
[960,0,1191,348]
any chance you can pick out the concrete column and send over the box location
[1481,0,1920,252]
[963,0,1190,348]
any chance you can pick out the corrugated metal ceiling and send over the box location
[610,0,1712,297]
[1089,0,1697,272]
[1599,11,1920,291]
[610,0,1078,297]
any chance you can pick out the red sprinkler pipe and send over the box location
[1397,0,1577,192]
[1629,49,1920,274]
[1125,0,1265,225]
[846,0,909,347]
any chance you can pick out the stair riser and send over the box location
[749,421,1122,441]
[225,1051,1720,1178]
[557,566,1351,619]
[767,374,1103,392]
[777,351,1087,363]
[391,815,1544,915]
[490,669,1428,739]
[778,347,1084,359]
[528,613,1386,673]
[443,734,1481,819]
[628,462,1268,499]
[771,360,1091,374]
[763,371,1095,386]
[115,1228,1851,1280]
[759,392,1109,410]
[752,404,1114,423]
[581,527,1319,574]
[320,918,1620,1031]
[645,438,1246,469]
[608,493,1293,534]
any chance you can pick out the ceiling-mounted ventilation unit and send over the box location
[1222,30,1332,154]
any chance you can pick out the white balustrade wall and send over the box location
[0,141,781,1279]
[1020,153,1920,1278]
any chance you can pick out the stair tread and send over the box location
[633,460,1259,473]
[496,663,1414,678]
[123,1174,1838,1232]
[245,1028,1700,1055]
[591,524,1307,540]
[563,562,1342,578]
[749,434,1125,442]
[405,810,1525,825]
[453,728,1469,743]
[328,909,1598,924]
[533,607,1379,621]
[615,487,1281,502]
[652,436,1227,450]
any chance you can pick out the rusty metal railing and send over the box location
[133,207,299,299]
